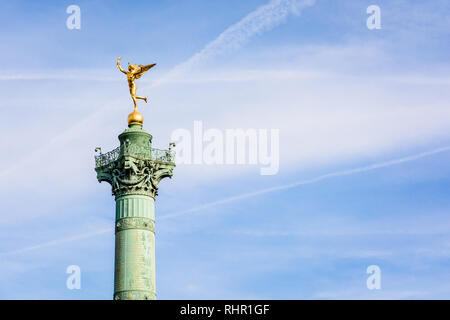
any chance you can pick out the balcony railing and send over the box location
[95,147,120,168]
[150,147,176,164]
[95,145,175,168]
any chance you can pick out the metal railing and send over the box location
[150,147,176,164]
[95,147,120,168]
[95,145,175,168]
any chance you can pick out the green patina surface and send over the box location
[95,122,175,300]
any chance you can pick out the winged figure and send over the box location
[117,57,156,108]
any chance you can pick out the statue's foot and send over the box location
[144,98,148,103]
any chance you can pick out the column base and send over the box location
[114,290,156,300]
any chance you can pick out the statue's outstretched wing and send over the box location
[135,63,156,79]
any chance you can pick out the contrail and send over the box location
[4,145,450,255]
[1,0,319,254]
[0,0,316,84]
[0,0,315,179]
[159,145,450,219]
[152,0,316,86]
[1,228,112,256]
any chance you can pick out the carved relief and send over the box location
[95,147,175,199]
[116,217,155,233]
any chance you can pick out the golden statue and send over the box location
[117,57,156,124]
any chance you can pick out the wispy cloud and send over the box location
[0,0,317,85]
[160,145,450,219]
[4,144,450,255]
[1,228,111,256]
[154,0,316,86]
[0,0,316,179]
[2,0,450,300]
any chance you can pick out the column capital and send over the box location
[94,125,175,199]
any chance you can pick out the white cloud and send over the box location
[2,42,450,192]
[153,0,316,86]
[1,2,450,230]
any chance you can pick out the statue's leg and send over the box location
[130,82,138,108]
[136,95,148,103]
[132,96,137,108]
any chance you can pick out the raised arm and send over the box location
[117,57,127,74]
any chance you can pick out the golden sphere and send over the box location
[127,108,144,125]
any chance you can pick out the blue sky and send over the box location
[1,0,450,299]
